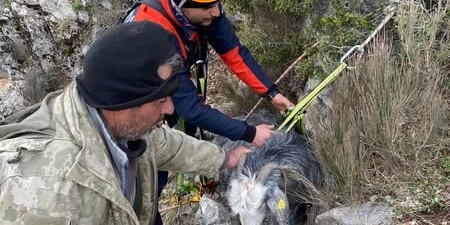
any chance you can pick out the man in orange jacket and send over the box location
[124,0,294,146]
[124,1,294,224]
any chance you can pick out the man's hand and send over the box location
[271,93,295,113]
[251,124,275,147]
[226,146,252,168]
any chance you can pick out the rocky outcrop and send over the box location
[0,0,132,118]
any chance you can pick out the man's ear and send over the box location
[266,186,290,224]
[157,64,173,80]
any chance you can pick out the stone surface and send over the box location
[101,0,113,10]
[195,196,232,225]
[0,0,133,118]
[0,81,24,120]
[315,202,394,225]
[78,10,90,24]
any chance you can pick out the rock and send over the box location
[0,85,25,120]
[3,36,29,63]
[10,2,57,59]
[0,0,133,118]
[195,196,231,225]
[0,16,7,22]
[213,101,243,118]
[315,202,394,225]
[0,77,12,93]
[101,0,113,10]
[0,67,8,79]
[39,0,77,21]
[81,0,91,7]
[78,10,90,24]
[14,0,40,6]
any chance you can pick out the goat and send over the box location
[214,110,322,225]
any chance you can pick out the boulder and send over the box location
[195,196,232,225]
[315,202,394,225]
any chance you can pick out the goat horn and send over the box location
[256,163,279,184]
[237,153,247,174]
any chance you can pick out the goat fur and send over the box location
[214,110,322,225]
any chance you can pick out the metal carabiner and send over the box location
[339,45,362,64]
[189,50,210,71]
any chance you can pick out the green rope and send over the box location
[278,62,348,131]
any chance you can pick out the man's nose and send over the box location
[210,5,220,17]
[162,97,175,115]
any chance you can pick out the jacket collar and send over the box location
[161,0,198,41]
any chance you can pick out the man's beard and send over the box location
[114,124,148,141]
[112,116,164,141]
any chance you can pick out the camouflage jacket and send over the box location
[0,83,225,225]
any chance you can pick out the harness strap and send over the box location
[125,0,194,58]
[139,0,192,47]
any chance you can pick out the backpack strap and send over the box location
[124,0,191,48]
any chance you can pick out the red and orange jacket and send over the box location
[124,0,280,142]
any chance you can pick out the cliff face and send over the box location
[0,0,132,119]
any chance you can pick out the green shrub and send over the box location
[71,0,83,12]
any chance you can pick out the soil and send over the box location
[399,207,450,225]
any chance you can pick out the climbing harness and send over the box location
[190,38,209,140]
[278,4,397,132]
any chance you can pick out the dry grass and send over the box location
[206,48,266,114]
[307,0,449,218]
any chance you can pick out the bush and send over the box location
[219,0,387,108]
[307,0,449,215]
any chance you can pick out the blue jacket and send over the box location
[125,0,279,142]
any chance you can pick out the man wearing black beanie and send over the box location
[0,21,250,225]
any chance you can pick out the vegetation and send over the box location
[215,0,391,115]
[306,1,449,222]
[71,0,83,12]
[215,0,449,223]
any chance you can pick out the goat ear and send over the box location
[266,187,289,225]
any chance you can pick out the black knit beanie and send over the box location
[76,21,182,111]
[174,0,220,8]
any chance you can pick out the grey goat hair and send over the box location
[214,110,322,225]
